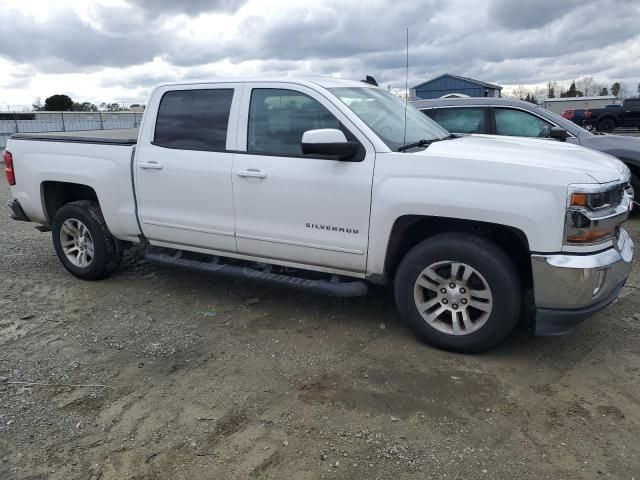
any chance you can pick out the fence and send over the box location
[0,111,144,149]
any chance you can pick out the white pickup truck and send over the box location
[4,78,635,352]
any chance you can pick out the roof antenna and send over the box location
[362,75,378,86]
[402,28,409,151]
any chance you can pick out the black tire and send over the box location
[394,233,521,353]
[52,200,122,280]
[596,117,616,133]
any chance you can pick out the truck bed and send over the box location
[10,128,138,145]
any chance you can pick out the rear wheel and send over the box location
[52,200,122,280]
[597,117,616,132]
[394,233,521,353]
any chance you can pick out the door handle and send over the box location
[237,169,267,179]
[139,161,163,170]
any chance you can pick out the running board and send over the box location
[144,249,368,297]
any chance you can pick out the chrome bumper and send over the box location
[531,228,634,335]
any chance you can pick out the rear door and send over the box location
[426,107,490,134]
[134,84,241,253]
[231,83,375,273]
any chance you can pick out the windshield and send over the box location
[329,87,450,150]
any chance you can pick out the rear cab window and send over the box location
[153,89,234,151]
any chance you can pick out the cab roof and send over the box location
[154,77,374,90]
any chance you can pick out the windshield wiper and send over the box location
[397,135,453,152]
[397,139,433,152]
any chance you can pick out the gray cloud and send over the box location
[0,7,163,69]
[127,0,246,18]
[488,0,582,30]
[0,0,639,104]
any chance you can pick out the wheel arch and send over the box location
[382,215,532,287]
[41,181,99,225]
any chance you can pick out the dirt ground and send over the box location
[1,182,639,480]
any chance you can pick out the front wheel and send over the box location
[596,117,616,132]
[52,200,122,280]
[394,233,521,353]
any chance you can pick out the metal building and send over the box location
[412,74,502,100]
[541,96,618,115]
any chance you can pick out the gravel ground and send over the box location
[1,177,640,479]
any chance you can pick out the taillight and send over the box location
[585,110,593,119]
[3,150,15,186]
[562,110,574,120]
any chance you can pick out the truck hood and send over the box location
[422,134,627,184]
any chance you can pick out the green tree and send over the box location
[560,81,583,98]
[107,103,121,111]
[44,94,74,111]
[72,102,98,112]
[599,87,609,96]
[611,82,621,98]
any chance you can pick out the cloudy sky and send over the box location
[1,0,639,109]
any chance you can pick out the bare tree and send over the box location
[507,85,531,100]
[531,86,548,104]
[575,77,599,97]
[547,81,560,98]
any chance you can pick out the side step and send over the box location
[144,249,368,298]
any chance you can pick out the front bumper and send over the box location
[531,228,634,335]
[7,198,30,222]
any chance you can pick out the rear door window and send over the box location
[432,107,487,134]
[154,89,234,151]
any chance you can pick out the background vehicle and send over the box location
[412,97,640,193]
[4,78,634,353]
[561,109,587,126]
[582,98,640,132]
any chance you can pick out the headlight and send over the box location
[569,188,623,211]
[565,183,631,245]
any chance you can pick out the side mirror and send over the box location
[301,129,358,160]
[550,126,570,141]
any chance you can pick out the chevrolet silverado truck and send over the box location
[4,78,635,352]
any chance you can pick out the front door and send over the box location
[231,85,375,273]
[134,85,241,253]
